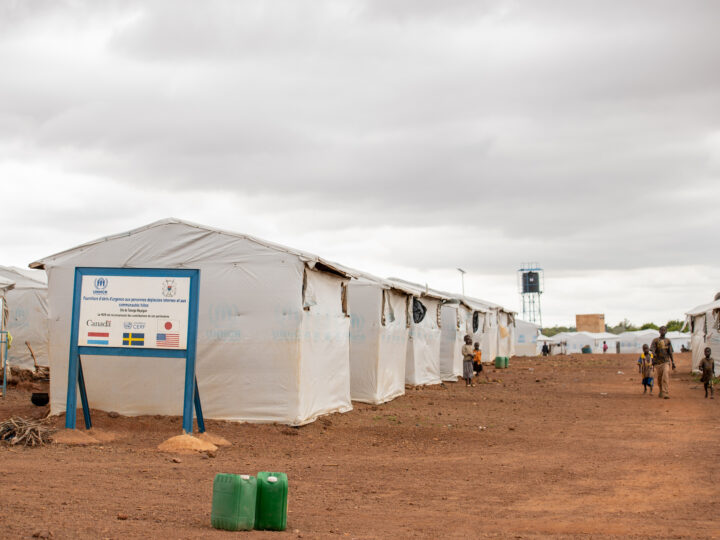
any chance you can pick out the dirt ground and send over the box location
[0,352,718,539]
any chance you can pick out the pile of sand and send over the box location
[157,433,218,454]
[86,428,118,443]
[197,431,231,446]
[52,428,100,445]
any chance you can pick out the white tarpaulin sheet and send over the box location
[686,299,720,373]
[439,303,465,381]
[514,319,540,356]
[348,278,408,404]
[31,218,354,425]
[497,311,515,357]
[617,329,659,354]
[406,295,442,385]
[0,267,47,369]
[666,331,690,354]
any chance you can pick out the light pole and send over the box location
[457,268,466,296]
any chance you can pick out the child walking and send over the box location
[473,342,489,382]
[637,344,654,395]
[461,335,475,387]
[699,347,716,399]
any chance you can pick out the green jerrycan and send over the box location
[494,356,504,369]
[211,473,257,531]
[255,472,288,531]
[504,357,509,368]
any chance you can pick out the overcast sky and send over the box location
[1,0,718,326]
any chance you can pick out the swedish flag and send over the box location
[122,333,145,346]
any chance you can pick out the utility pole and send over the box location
[457,268,466,296]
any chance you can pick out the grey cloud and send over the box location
[0,0,718,275]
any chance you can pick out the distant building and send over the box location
[576,314,605,333]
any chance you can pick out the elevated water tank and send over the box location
[521,271,540,293]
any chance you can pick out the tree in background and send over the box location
[606,319,637,334]
[640,322,659,330]
[540,326,575,337]
[665,319,684,332]
[547,319,687,335]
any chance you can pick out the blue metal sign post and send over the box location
[65,268,203,434]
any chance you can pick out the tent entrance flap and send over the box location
[64,267,202,434]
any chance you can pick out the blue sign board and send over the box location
[65,268,203,434]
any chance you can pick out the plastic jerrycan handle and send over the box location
[268,476,278,483]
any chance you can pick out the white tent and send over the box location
[666,331,690,353]
[617,329,659,354]
[554,331,620,354]
[386,278,450,386]
[437,299,486,381]
[30,218,356,425]
[514,319,540,356]
[0,277,15,379]
[0,266,49,369]
[537,334,566,355]
[685,299,720,373]
[347,275,411,404]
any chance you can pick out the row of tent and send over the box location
[0,218,520,426]
[536,330,690,355]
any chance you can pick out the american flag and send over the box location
[156,333,179,347]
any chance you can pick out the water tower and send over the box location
[517,263,544,326]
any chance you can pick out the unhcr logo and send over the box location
[93,276,109,295]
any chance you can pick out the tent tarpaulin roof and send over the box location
[385,278,453,302]
[0,276,15,293]
[685,299,720,317]
[30,217,356,279]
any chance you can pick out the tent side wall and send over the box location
[481,310,499,362]
[439,304,464,381]
[406,296,442,385]
[514,319,539,356]
[690,314,705,372]
[347,284,408,405]
[375,290,409,403]
[497,311,513,357]
[297,270,352,424]
[347,282,382,403]
[5,286,49,369]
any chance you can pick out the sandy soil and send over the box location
[0,352,717,539]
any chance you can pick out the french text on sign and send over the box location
[77,274,190,350]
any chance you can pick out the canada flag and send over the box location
[158,319,179,332]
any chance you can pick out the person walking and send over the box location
[699,347,715,399]
[637,344,655,395]
[461,335,475,387]
[651,325,676,399]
